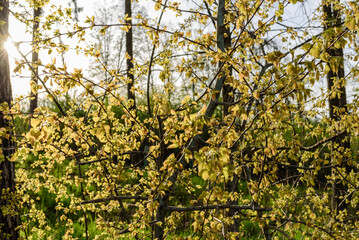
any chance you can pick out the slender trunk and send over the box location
[0,0,19,238]
[324,5,347,120]
[125,0,135,109]
[29,6,41,115]
[221,10,233,117]
[323,2,349,212]
[218,0,239,236]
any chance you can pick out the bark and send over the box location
[125,0,135,109]
[0,0,19,238]
[323,2,349,212]
[29,6,41,115]
[323,3,347,120]
[217,0,239,235]
[221,6,233,117]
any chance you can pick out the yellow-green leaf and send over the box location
[345,17,356,31]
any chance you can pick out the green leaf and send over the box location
[310,47,320,58]
[168,143,179,149]
[345,17,356,31]
[201,169,209,180]
[286,63,297,76]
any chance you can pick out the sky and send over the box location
[8,0,356,108]
[8,0,164,99]
[9,0,315,99]
[9,0,97,98]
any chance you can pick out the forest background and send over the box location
[1,0,359,239]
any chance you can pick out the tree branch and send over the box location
[81,195,148,204]
[165,204,272,212]
[266,225,294,240]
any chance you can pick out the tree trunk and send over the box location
[0,0,19,238]
[125,0,135,109]
[29,6,41,115]
[217,0,239,236]
[323,2,349,212]
[323,4,347,121]
[221,8,233,117]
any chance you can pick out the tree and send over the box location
[29,4,41,115]
[220,0,233,117]
[0,0,19,239]
[88,0,149,92]
[324,2,347,121]
[125,0,135,109]
[89,0,124,82]
[323,0,350,212]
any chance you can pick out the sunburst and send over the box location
[3,38,19,59]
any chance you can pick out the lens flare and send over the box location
[3,39,18,58]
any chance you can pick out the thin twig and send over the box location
[81,195,148,204]
[165,204,272,212]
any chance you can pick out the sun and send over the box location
[3,39,19,59]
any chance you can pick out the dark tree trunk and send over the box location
[323,4,347,120]
[125,0,141,167]
[29,6,41,115]
[0,0,19,239]
[221,8,233,117]
[323,2,349,212]
[217,0,239,235]
[125,0,135,109]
